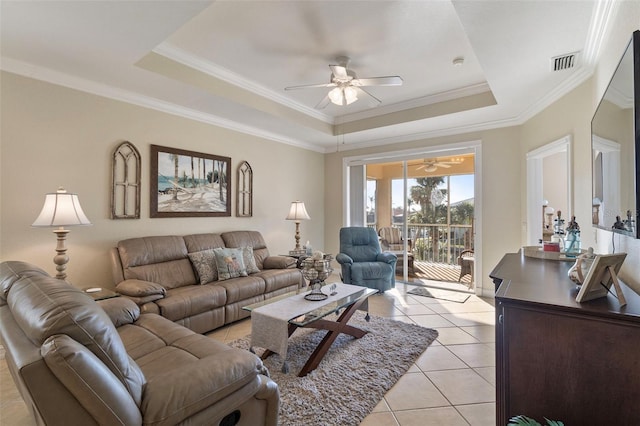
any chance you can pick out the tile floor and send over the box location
[0,281,496,426]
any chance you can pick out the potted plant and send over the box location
[509,415,564,426]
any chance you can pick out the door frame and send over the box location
[342,140,483,295]
[526,135,572,245]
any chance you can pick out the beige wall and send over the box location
[0,72,325,288]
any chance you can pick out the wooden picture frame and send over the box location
[576,252,627,304]
[150,145,231,218]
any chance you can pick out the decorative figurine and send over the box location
[564,216,581,257]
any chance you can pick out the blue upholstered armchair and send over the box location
[336,227,397,293]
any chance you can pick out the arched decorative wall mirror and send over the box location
[111,141,141,219]
[591,30,639,237]
[236,161,253,217]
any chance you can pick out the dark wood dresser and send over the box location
[490,252,640,425]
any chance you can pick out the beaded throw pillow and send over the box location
[213,248,248,281]
[188,249,218,284]
[240,246,260,274]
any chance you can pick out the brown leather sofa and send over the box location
[0,261,279,426]
[110,230,304,333]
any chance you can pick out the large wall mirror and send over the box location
[591,30,639,238]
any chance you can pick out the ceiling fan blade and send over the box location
[437,163,452,168]
[356,87,382,107]
[352,76,403,87]
[315,94,331,109]
[285,82,336,90]
[329,65,349,80]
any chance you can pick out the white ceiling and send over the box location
[0,1,615,153]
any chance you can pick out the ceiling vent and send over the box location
[551,52,579,71]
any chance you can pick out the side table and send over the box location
[280,254,309,269]
[83,287,120,301]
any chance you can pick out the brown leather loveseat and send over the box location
[110,230,304,333]
[0,261,279,426]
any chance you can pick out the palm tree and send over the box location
[451,202,474,224]
[409,177,445,260]
[171,154,179,200]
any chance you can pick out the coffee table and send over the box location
[243,283,377,376]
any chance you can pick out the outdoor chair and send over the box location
[336,227,397,293]
[457,249,475,285]
[378,226,412,252]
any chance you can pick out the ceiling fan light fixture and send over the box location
[328,86,358,106]
[344,86,358,104]
[328,87,344,105]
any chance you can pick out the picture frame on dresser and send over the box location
[575,252,627,305]
[150,144,231,218]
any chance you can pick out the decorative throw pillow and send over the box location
[188,249,217,284]
[240,246,260,274]
[213,248,248,281]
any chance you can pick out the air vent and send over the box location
[551,52,579,71]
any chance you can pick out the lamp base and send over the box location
[52,228,70,281]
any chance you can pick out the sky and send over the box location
[367,174,475,211]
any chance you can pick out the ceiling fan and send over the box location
[412,158,464,172]
[284,56,403,109]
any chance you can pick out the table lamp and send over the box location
[32,187,92,280]
[285,201,310,250]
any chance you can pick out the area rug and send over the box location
[229,311,438,426]
[408,286,471,303]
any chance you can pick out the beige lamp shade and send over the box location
[32,188,92,227]
[285,201,311,221]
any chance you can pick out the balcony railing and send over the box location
[368,223,473,265]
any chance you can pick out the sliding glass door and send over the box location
[345,144,480,292]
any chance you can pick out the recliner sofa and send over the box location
[0,260,279,426]
[110,230,304,334]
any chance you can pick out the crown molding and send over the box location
[153,43,333,124]
[337,82,493,123]
[0,57,325,153]
[516,66,594,124]
[326,113,522,153]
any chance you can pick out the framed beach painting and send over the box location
[150,145,231,218]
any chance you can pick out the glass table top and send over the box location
[242,284,377,327]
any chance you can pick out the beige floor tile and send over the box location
[0,399,33,426]
[434,326,481,345]
[460,325,495,343]
[394,304,437,315]
[415,346,467,371]
[409,314,457,328]
[426,369,495,405]
[384,372,449,411]
[395,406,470,426]
[427,301,496,314]
[371,397,392,413]
[440,311,495,327]
[223,319,252,343]
[473,366,496,386]
[456,402,496,426]
[360,410,400,426]
[447,343,495,368]
[369,302,408,318]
